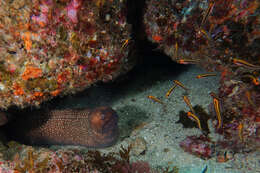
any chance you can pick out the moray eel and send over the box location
[2,106,119,148]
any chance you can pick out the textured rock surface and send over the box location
[3,106,119,148]
[0,0,134,109]
[143,0,260,71]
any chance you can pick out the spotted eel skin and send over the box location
[2,106,119,148]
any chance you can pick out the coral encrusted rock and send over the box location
[0,0,134,109]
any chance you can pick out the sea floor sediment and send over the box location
[52,53,260,173]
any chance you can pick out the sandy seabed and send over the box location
[52,53,260,173]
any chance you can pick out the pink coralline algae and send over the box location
[66,0,82,23]
[180,135,214,160]
[0,0,134,109]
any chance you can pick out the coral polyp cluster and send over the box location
[0,0,134,109]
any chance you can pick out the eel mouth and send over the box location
[102,111,118,134]
[94,126,119,148]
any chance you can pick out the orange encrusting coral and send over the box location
[152,35,163,42]
[22,66,43,81]
[33,92,44,97]
[12,83,25,96]
[21,32,32,51]
[50,89,61,97]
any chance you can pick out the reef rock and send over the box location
[0,0,134,109]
